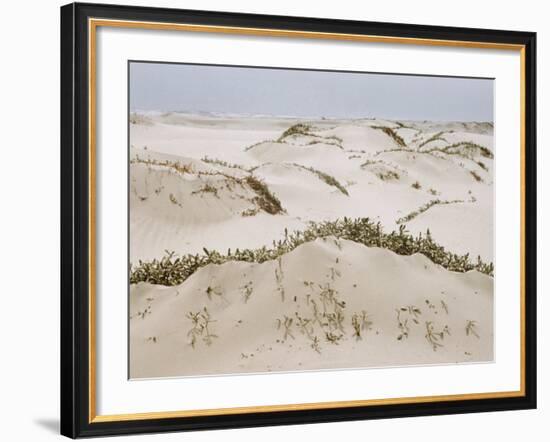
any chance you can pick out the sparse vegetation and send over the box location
[404,305,422,321]
[306,139,344,149]
[310,336,322,353]
[241,281,253,303]
[277,123,344,148]
[424,321,450,351]
[418,131,448,149]
[395,305,422,340]
[372,125,407,147]
[192,183,219,197]
[191,169,284,215]
[395,121,415,130]
[205,285,222,300]
[326,134,344,144]
[295,313,316,341]
[244,139,281,152]
[370,140,493,165]
[274,257,285,301]
[466,320,480,338]
[411,181,422,190]
[476,160,488,171]
[377,170,400,181]
[135,305,152,320]
[276,315,295,341]
[396,199,464,224]
[130,217,494,287]
[278,123,313,141]
[396,309,410,341]
[314,279,347,347]
[187,307,217,348]
[241,207,259,217]
[360,159,381,167]
[169,193,182,207]
[324,331,344,345]
[470,170,483,182]
[360,159,403,181]
[244,175,285,215]
[352,310,373,341]
[370,148,414,157]
[292,163,349,196]
[131,155,194,175]
[201,156,249,171]
[438,142,494,159]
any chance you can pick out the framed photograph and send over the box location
[60,2,537,438]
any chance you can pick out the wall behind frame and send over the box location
[0,0,545,441]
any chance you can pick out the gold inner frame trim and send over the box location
[88,18,527,424]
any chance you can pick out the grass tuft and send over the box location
[476,160,488,171]
[191,184,219,198]
[441,142,494,159]
[131,155,194,175]
[292,163,349,195]
[470,170,483,182]
[418,131,448,149]
[130,218,494,287]
[244,175,284,214]
[201,156,249,171]
[377,170,400,181]
[396,199,464,224]
[244,139,282,152]
[187,307,217,348]
[278,123,313,141]
[360,159,402,181]
[277,123,343,148]
[372,126,407,147]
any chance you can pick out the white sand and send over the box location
[129,113,494,378]
[130,238,493,378]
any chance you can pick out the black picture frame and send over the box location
[61,2,537,438]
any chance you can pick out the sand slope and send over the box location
[129,113,494,378]
[130,237,493,378]
[130,115,494,261]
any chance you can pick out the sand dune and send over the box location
[129,112,494,378]
[130,237,493,378]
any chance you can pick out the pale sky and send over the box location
[130,61,493,122]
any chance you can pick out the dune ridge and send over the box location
[130,237,493,378]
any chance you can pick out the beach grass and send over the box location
[130,217,494,287]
